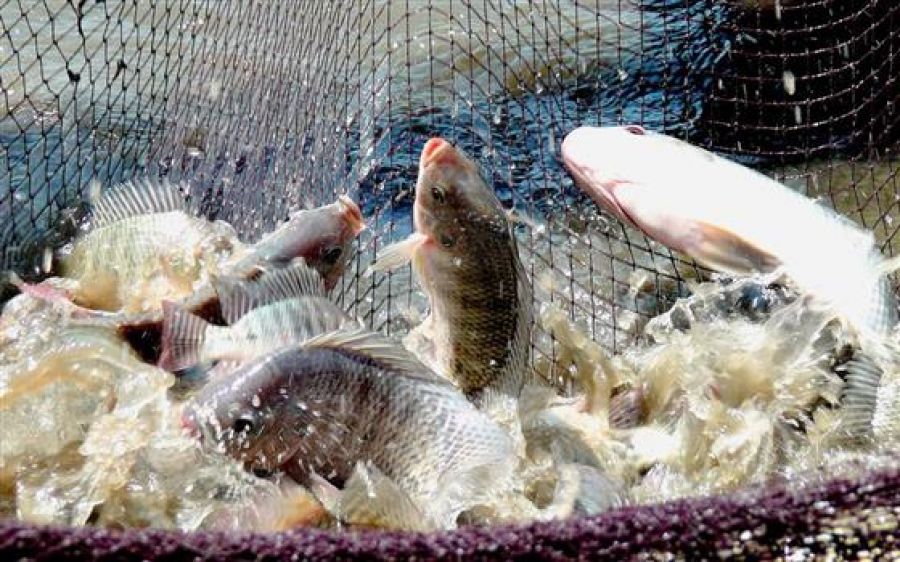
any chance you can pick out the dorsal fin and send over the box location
[302,327,454,385]
[90,177,189,228]
[214,260,328,324]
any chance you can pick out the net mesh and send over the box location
[0,0,898,551]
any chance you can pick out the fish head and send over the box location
[183,360,296,477]
[412,137,508,269]
[259,196,365,290]
[561,125,663,228]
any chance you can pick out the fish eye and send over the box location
[624,125,645,136]
[321,245,343,265]
[439,233,455,248]
[431,185,447,204]
[232,417,255,435]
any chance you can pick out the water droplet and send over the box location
[794,106,803,124]
[782,70,796,95]
[251,395,261,408]
[41,247,52,273]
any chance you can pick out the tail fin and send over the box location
[159,300,211,372]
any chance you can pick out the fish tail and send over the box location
[159,300,211,372]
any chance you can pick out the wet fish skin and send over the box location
[243,195,365,292]
[561,125,898,339]
[371,137,532,402]
[183,331,516,527]
[57,177,238,314]
[158,261,356,373]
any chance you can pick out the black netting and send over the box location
[1,0,898,555]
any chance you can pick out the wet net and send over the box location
[1,0,898,558]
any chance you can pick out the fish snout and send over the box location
[337,195,366,235]
[560,127,598,175]
[421,137,459,168]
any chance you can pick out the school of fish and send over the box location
[0,129,897,533]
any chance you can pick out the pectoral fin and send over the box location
[691,222,782,275]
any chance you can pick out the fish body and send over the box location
[59,193,364,325]
[159,262,356,372]
[371,138,532,402]
[243,195,365,291]
[57,177,238,314]
[561,125,898,339]
[184,330,516,528]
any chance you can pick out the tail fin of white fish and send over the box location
[159,300,211,372]
[214,260,327,324]
[364,233,429,277]
[91,177,189,228]
[835,353,883,441]
[309,461,438,532]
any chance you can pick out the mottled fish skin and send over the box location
[184,337,516,525]
[402,138,532,401]
[58,177,238,314]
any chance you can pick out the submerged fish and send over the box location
[183,329,516,529]
[560,125,898,339]
[54,177,239,314]
[369,137,533,403]
[158,261,356,372]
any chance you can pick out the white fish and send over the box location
[561,125,898,341]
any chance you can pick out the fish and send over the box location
[368,137,533,404]
[45,194,365,363]
[182,328,517,529]
[243,194,365,292]
[158,261,357,373]
[560,125,899,340]
[53,177,240,314]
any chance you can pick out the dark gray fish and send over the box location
[370,137,532,404]
[183,328,516,528]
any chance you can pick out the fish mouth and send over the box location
[421,137,456,168]
[560,129,640,230]
[337,195,366,235]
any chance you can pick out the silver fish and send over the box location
[183,328,517,528]
[158,261,356,372]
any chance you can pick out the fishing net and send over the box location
[1,0,898,558]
